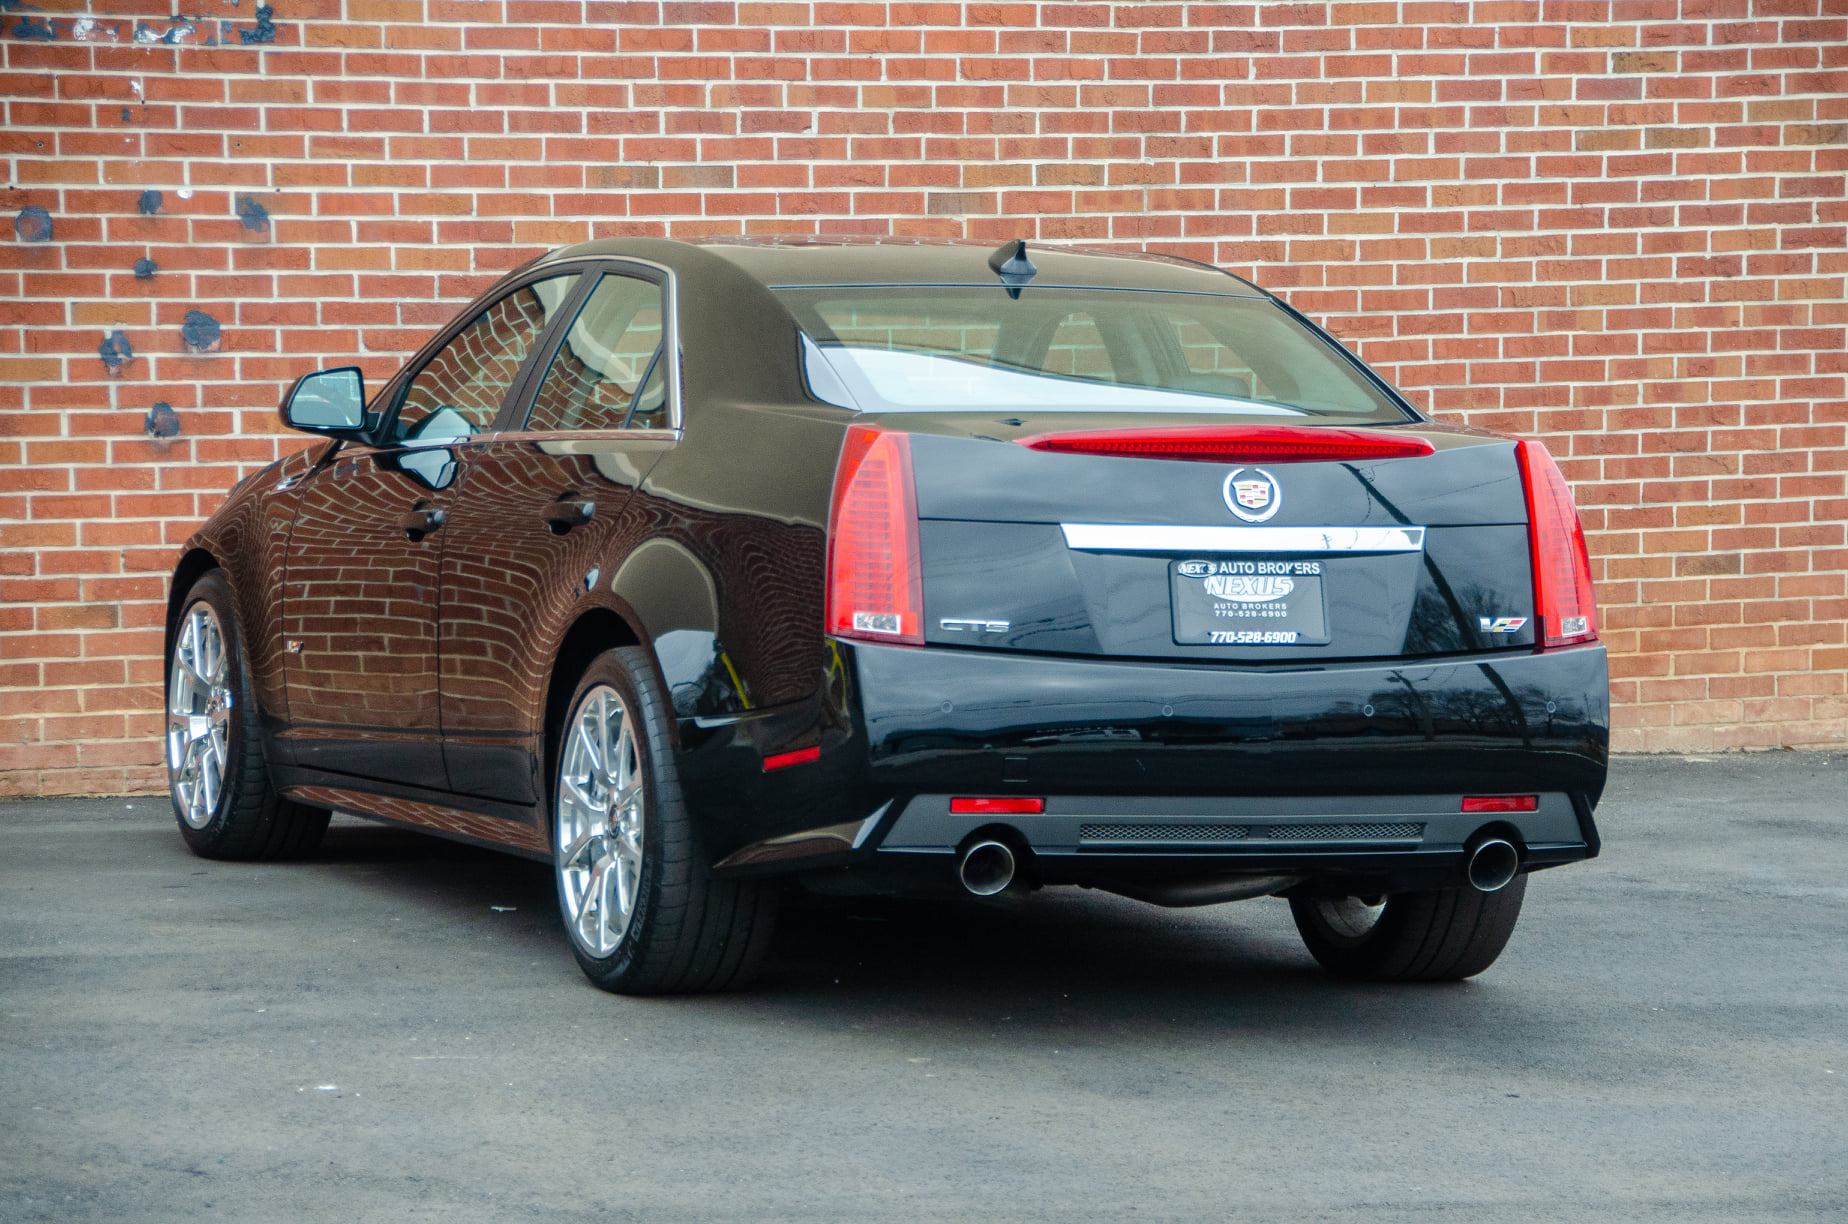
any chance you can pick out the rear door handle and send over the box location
[543,499,596,533]
[400,507,446,540]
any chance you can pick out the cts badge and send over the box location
[1222,467,1281,523]
[1479,616,1529,634]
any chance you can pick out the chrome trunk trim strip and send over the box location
[1059,523,1427,554]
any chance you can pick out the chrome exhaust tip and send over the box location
[1466,838,1520,893]
[958,840,1018,897]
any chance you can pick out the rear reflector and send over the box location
[950,797,1045,815]
[1017,425,1434,464]
[1462,795,1538,813]
[1514,439,1598,649]
[826,425,923,645]
[762,745,821,772]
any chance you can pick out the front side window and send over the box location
[525,273,669,433]
[778,285,1406,423]
[392,274,579,444]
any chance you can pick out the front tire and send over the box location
[1289,874,1527,982]
[167,570,329,861]
[551,646,777,994]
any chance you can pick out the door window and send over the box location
[391,274,579,444]
[525,273,670,432]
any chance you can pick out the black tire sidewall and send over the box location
[551,648,672,984]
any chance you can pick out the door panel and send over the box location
[279,271,583,789]
[438,438,669,802]
[438,268,680,804]
[279,449,452,785]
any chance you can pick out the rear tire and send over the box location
[167,570,329,861]
[1289,874,1527,982]
[551,646,777,995]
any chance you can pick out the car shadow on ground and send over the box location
[295,819,1535,1044]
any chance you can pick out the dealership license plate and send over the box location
[1171,558,1329,646]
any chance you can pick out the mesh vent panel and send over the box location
[1080,823,1247,843]
[1264,822,1424,841]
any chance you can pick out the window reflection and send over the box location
[392,275,579,442]
[527,274,669,433]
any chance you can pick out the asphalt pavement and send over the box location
[2,754,1844,1222]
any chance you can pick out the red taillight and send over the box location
[826,424,923,645]
[1017,425,1434,464]
[1515,439,1598,649]
[1462,795,1538,813]
[949,797,1045,814]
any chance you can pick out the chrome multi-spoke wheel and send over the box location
[168,601,232,830]
[556,684,646,958]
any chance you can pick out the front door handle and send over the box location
[543,499,596,534]
[400,506,446,540]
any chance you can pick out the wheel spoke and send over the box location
[613,853,633,920]
[561,774,598,817]
[560,828,599,872]
[597,854,620,947]
[573,717,603,777]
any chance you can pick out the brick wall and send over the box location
[3,1,1846,797]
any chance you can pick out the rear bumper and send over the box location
[868,791,1594,892]
[701,640,1608,888]
[851,639,1608,801]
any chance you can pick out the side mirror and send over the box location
[281,366,368,438]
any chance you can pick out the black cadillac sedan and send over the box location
[165,237,1607,993]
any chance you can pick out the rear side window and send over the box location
[525,273,669,432]
[393,274,579,443]
[777,285,1406,423]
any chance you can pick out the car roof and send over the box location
[538,236,1265,296]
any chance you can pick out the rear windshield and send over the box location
[775,285,1408,423]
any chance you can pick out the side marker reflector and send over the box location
[1462,795,1538,813]
[950,797,1045,815]
[762,745,821,772]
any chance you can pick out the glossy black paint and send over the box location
[168,237,1608,895]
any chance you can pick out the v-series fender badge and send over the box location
[1479,616,1529,634]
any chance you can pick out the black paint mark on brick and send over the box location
[11,16,55,40]
[14,206,52,242]
[234,194,269,232]
[145,402,182,439]
[238,4,274,44]
[138,189,163,216]
[181,309,222,353]
[133,258,158,280]
[100,331,134,374]
[120,107,132,123]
